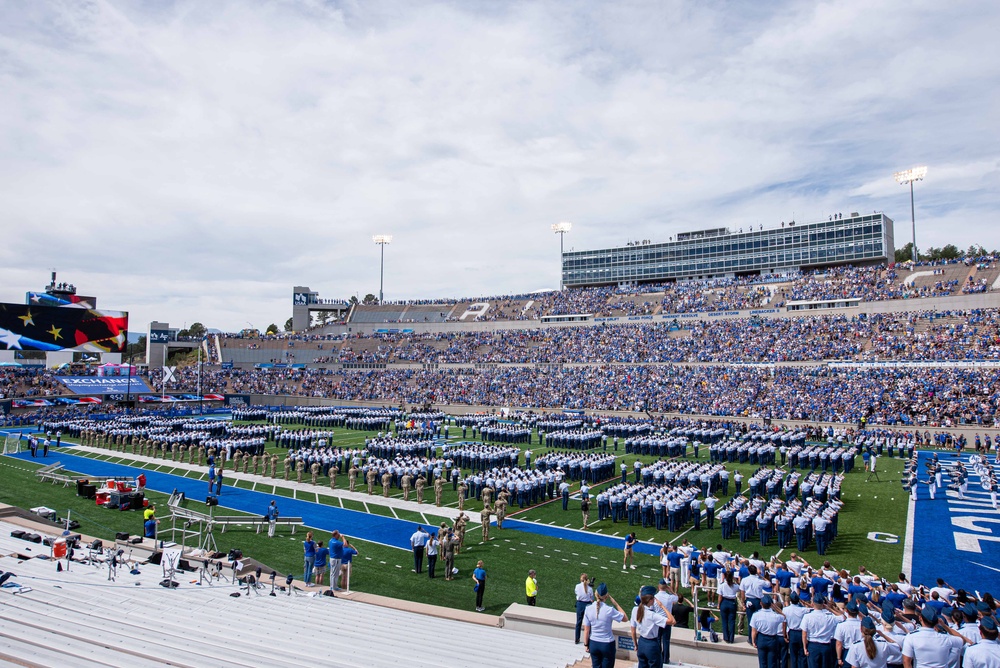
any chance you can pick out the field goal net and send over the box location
[2,433,22,455]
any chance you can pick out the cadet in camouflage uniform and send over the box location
[458,480,468,511]
[434,476,444,507]
[401,473,413,501]
[366,468,377,495]
[381,471,392,497]
[349,465,359,492]
[295,458,305,483]
[455,513,467,552]
[311,461,321,485]
[481,506,491,542]
[415,475,426,504]
[495,495,507,529]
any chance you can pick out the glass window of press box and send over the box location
[561,214,894,286]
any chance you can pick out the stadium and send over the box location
[3,3,999,668]
[2,220,999,667]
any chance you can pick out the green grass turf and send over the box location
[4,427,913,616]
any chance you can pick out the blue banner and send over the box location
[57,376,153,395]
[149,329,174,343]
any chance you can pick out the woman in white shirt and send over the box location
[718,569,741,644]
[584,583,628,668]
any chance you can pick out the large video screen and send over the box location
[0,303,128,353]
[25,292,98,309]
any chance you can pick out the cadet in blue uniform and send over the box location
[750,595,787,668]
[630,584,675,668]
[801,594,843,668]
[583,583,627,668]
[783,592,810,668]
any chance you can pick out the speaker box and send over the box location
[27,533,42,544]
[116,531,130,541]
[81,484,96,499]
[10,530,25,539]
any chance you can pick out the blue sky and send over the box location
[1,0,998,332]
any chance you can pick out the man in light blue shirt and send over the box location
[410,525,428,574]
[801,594,843,668]
[750,595,787,668]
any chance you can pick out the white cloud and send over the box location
[1,0,998,331]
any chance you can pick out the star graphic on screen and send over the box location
[0,328,23,350]
[30,294,41,303]
[48,325,63,341]
[18,310,34,327]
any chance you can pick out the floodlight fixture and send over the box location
[893,166,927,262]
[372,235,393,303]
[551,222,572,290]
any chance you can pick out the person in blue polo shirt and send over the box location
[666,547,683,591]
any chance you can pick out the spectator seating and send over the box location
[0,524,586,668]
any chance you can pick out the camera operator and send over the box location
[574,572,595,645]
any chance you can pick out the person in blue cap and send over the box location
[629,584,675,668]
[801,593,844,668]
[878,600,909,648]
[958,603,984,645]
[963,615,1000,667]
[583,582,627,668]
[750,594,787,668]
[901,605,966,668]
[836,599,865,665]
[784,591,810,668]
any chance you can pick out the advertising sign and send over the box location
[57,376,153,395]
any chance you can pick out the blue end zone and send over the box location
[910,451,1000,592]
[6,450,423,553]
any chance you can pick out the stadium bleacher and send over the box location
[0,519,585,668]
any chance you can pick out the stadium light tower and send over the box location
[894,166,927,263]
[372,234,393,303]
[551,222,572,291]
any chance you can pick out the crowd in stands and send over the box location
[210,309,1000,365]
[0,368,65,399]
[339,259,998,323]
